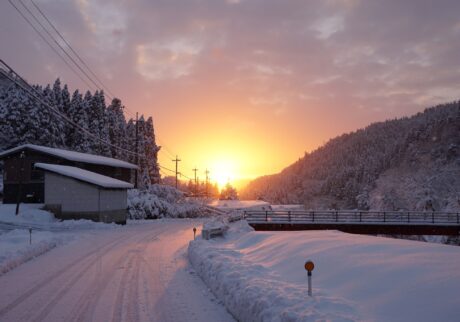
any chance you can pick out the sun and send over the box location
[209,159,236,189]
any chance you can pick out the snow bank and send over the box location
[128,185,210,219]
[0,229,66,276]
[189,222,460,322]
[0,204,119,276]
[189,222,360,322]
[0,204,119,231]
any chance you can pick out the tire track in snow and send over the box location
[0,232,130,320]
[70,230,164,322]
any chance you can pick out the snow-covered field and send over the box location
[189,220,460,322]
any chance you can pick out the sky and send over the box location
[1,0,459,187]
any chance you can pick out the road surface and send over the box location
[0,220,235,322]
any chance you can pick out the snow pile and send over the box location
[189,222,360,322]
[0,204,54,225]
[189,222,460,322]
[0,229,67,276]
[0,204,118,231]
[128,185,210,219]
[0,204,119,276]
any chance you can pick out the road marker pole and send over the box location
[304,260,315,296]
[193,227,197,240]
[29,227,32,245]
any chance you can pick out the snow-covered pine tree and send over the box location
[135,116,150,189]
[0,84,35,148]
[106,98,127,160]
[144,117,161,184]
[67,89,90,152]
[86,90,110,156]
[42,82,66,147]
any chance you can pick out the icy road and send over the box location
[0,220,235,322]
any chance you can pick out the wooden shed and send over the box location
[0,144,137,203]
[35,163,133,224]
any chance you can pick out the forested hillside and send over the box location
[241,102,460,211]
[0,76,160,187]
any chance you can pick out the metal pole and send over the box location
[134,112,138,188]
[29,227,32,245]
[308,272,312,296]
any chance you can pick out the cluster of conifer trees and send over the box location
[0,78,160,187]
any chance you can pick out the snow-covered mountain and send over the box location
[241,102,460,211]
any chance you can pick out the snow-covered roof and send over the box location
[35,163,134,189]
[0,144,138,169]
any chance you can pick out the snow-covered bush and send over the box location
[127,184,210,219]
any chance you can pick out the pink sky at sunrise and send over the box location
[1,0,459,186]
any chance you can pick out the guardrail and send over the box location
[243,210,460,225]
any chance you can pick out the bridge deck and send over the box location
[244,210,460,235]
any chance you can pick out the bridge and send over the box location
[243,210,460,235]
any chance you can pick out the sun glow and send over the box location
[209,159,236,189]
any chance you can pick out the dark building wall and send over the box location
[2,148,133,203]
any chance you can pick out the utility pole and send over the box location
[16,151,26,215]
[134,112,139,188]
[172,155,181,189]
[205,169,210,198]
[192,167,199,196]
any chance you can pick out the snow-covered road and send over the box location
[0,220,235,322]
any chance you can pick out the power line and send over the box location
[0,60,142,159]
[7,0,186,180]
[29,0,117,99]
[27,0,182,165]
[7,0,96,92]
[15,0,108,97]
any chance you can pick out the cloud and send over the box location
[311,15,345,39]
[136,38,204,80]
[1,0,459,167]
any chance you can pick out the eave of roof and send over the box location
[35,163,134,189]
[0,144,138,170]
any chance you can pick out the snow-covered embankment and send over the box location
[188,220,359,322]
[189,220,460,322]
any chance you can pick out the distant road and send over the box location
[0,220,235,322]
